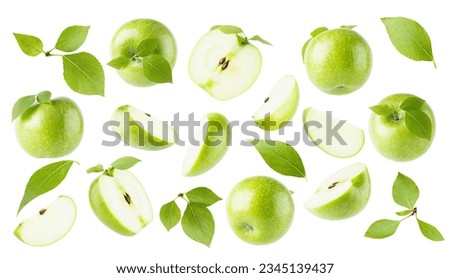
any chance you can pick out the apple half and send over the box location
[89,169,153,236]
[304,163,370,220]
[111,105,176,151]
[14,195,77,246]
[303,107,364,158]
[182,112,230,176]
[253,75,299,130]
[188,28,262,101]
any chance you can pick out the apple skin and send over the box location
[304,28,372,95]
[226,176,294,245]
[111,18,177,87]
[15,97,83,158]
[369,93,435,161]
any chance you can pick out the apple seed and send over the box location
[39,208,47,215]
[221,60,230,70]
[218,57,226,65]
[264,97,270,103]
[123,192,132,205]
[328,182,339,189]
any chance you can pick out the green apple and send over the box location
[304,163,370,220]
[182,112,230,176]
[111,105,176,151]
[110,18,177,86]
[303,107,365,158]
[303,27,372,95]
[253,75,299,130]
[226,176,294,245]
[188,26,265,100]
[14,91,83,158]
[369,93,435,161]
[89,168,153,236]
[14,195,76,246]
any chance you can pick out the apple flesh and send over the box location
[304,28,372,95]
[188,28,262,100]
[369,93,435,161]
[89,169,153,236]
[182,112,230,176]
[110,18,177,87]
[15,95,83,158]
[14,196,77,246]
[111,105,176,151]
[303,107,365,158]
[253,75,299,130]
[304,163,370,220]
[226,176,294,245]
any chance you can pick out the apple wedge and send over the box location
[14,195,77,246]
[89,169,153,236]
[182,112,230,176]
[188,27,262,100]
[253,75,299,130]
[303,107,364,158]
[304,163,371,220]
[111,105,176,151]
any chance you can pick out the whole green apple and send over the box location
[14,91,83,158]
[226,176,294,245]
[303,27,372,95]
[369,93,435,161]
[110,18,177,86]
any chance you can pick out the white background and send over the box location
[1,0,449,277]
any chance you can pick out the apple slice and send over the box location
[14,195,76,246]
[89,169,153,236]
[182,112,230,176]
[303,107,364,158]
[188,28,262,100]
[253,75,299,130]
[304,163,371,220]
[111,105,176,151]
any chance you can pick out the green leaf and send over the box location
[36,91,51,103]
[11,95,36,121]
[181,203,214,247]
[186,187,222,206]
[135,39,158,57]
[311,27,328,37]
[249,35,272,46]
[417,218,444,241]
[107,56,130,70]
[160,201,181,231]
[400,96,425,111]
[13,33,44,56]
[212,25,243,34]
[301,38,312,62]
[381,17,436,67]
[86,164,104,173]
[143,54,173,83]
[17,160,77,215]
[396,209,413,216]
[405,110,433,140]
[365,219,401,239]
[369,104,394,116]
[55,25,90,52]
[110,156,141,170]
[341,25,357,29]
[250,139,306,178]
[392,172,420,210]
[62,52,105,96]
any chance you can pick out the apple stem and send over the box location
[392,110,402,121]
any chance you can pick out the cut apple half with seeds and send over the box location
[188,29,262,101]
[182,112,230,176]
[303,107,364,158]
[253,75,299,130]
[304,163,371,220]
[14,195,77,246]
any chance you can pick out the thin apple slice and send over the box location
[304,163,371,220]
[14,195,77,246]
[188,29,262,100]
[182,113,230,176]
[111,105,176,151]
[89,169,153,236]
[303,107,364,158]
[253,75,299,130]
